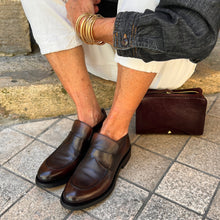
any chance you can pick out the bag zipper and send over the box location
[166,90,200,94]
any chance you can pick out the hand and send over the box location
[66,0,101,27]
[66,0,115,46]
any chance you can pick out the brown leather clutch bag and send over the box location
[136,88,207,135]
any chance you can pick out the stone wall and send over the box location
[0,0,31,56]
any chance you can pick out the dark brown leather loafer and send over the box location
[35,110,106,188]
[60,133,131,210]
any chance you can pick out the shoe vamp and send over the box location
[71,157,108,189]
[46,137,83,168]
[46,150,78,169]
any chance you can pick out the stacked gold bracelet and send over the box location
[75,13,104,45]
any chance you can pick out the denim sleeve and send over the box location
[113,0,220,63]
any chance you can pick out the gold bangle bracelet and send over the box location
[75,13,104,45]
[75,13,89,35]
[87,16,96,43]
[85,15,93,43]
[80,16,88,43]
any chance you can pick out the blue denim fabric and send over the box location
[113,0,220,63]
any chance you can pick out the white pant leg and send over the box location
[21,0,196,89]
[21,0,82,54]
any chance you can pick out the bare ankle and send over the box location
[100,127,128,141]
[78,108,104,127]
[100,118,129,141]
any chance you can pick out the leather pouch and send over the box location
[136,88,207,135]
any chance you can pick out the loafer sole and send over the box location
[35,175,71,188]
[60,148,131,210]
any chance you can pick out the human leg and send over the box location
[45,47,103,127]
[21,0,108,188]
[21,0,112,124]
[36,45,111,187]
[101,64,156,140]
[36,47,111,187]
[60,64,156,209]
[59,0,194,207]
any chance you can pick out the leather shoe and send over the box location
[35,109,107,188]
[60,133,131,210]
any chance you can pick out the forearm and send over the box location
[93,17,116,45]
[113,0,220,63]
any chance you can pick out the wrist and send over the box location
[75,14,104,45]
[93,17,116,45]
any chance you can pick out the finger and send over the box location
[94,5,99,13]
[93,0,101,4]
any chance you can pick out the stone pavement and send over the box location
[0,93,219,220]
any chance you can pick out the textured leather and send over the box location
[61,133,131,209]
[136,88,207,135]
[36,110,107,188]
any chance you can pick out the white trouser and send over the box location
[21,0,196,89]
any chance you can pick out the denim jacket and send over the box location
[113,0,220,63]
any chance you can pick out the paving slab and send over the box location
[0,128,33,165]
[4,140,54,183]
[0,52,54,87]
[37,118,74,147]
[178,137,220,177]
[0,168,33,215]
[67,114,78,121]
[120,145,171,191]
[206,94,218,112]
[138,194,202,220]
[67,211,97,220]
[85,178,149,220]
[47,185,66,198]
[156,163,219,214]
[128,113,139,143]
[202,115,220,144]
[12,118,58,137]
[0,0,31,56]
[136,134,189,159]
[208,95,220,118]
[207,187,220,220]
[1,187,70,220]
